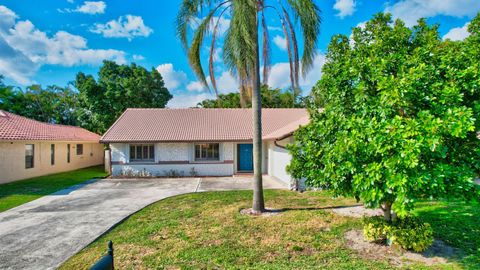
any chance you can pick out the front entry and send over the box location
[237,144,253,172]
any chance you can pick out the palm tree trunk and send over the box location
[252,10,265,213]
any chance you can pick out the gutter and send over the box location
[273,133,294,149]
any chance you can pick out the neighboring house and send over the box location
[0,110,104,184]
[101,108,309,185]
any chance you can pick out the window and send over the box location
[67,144,70,163]
[195,143,220,161]
[129,144,155,162]
[76,144,83,155]
[50,144,55,165]
[25,144,34,169]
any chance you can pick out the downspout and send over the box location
[273,133,294,149]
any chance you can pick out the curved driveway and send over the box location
[0,176,286,270]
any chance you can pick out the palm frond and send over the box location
[209,5,231,96]
[223,0,257,104]
[281,4,299,88]
[187,2,231,89]
[261,10,271,85]
[286,0,321,76]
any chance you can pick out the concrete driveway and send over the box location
[0,176,286,270]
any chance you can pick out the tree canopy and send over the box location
[75,61,172,134]
[288,13,480,220]
[0,80,78,125]
[197,85,306,108]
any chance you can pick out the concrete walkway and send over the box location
[0,176,286,270]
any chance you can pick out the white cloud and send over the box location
[187,80,206,92]
[213,47,222,63]
[214,71,238,93]
[65,1,106,14]
[187,71,239,94]
[156,63,188,90]
[385,0,480,27]
[267,25,282,32]
[268,53,326,93]
[167,92,215,108]
[76,1,105,14]
[192,16,230,36]
[91,15,153,41]
[273,35,287,51]
[132,54,145,61]
[0,5,126,84]
[334,0,357,18]
[0,6,17,33]
[443,22,470,41]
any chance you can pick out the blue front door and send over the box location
[238,144,253,171]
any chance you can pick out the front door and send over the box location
[237,144,253,171]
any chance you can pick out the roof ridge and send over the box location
[0,110,101,141]
[1,110,87,129]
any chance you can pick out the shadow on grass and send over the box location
[275,204,364,212]
[415,200,480,270]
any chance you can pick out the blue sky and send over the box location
[0,0,479,107]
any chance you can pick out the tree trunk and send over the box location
[252,11,265,213]
[382,202,392,222]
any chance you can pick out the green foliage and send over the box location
[363,216,434,252]
[288,13,480,218]
[0,82,78,125]
[75,61,172,133]
[176,0,321,104]
[197,85,306,108]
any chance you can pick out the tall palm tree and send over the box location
[176,0,321,213]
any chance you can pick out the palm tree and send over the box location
[176,0,321,213]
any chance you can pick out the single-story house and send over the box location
[0,110,104,184]
[101,108,309,185]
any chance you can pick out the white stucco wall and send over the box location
[267,138,294,185]
[112,163,234,177]
[111,142,235,177]
[0,141,104,184]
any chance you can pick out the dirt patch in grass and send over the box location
[239,208,283,216]
[331,205,382,217]
[345,230,461,267]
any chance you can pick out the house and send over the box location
[0,110,104,184]
[101,108,309,185]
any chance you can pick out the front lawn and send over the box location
[0,166,107,212]
[61,190,478,269]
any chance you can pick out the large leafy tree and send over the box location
[177,0,321,213]
[289,13,480,221]
[0,78,78,125]
[75,61,172,134]
[197,85,305,108]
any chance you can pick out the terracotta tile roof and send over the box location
[101,108,309,142]
[0,110,101,142]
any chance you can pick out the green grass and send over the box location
[0,166,107,212]
[61,190,478,270]
[415,200,480,269]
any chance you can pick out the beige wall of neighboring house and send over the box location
[0,141,104,184]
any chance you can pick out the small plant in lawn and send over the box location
[363,216,434,252]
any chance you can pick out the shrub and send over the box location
[363,216,434,252]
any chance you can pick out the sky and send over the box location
[0,0,479,108]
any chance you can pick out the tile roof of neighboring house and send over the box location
[101,108,310,143]
[0,110,101,142]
